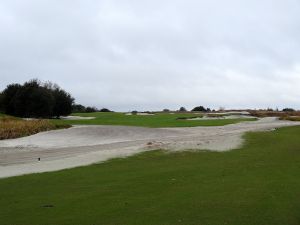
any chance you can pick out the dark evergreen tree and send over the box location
[192,106,210,112]
[1,79,74,118]
[72,104,86,113]
[52,87,74,118]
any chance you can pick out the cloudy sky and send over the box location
[1,0,300,111]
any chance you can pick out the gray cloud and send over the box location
[1,0,300,111]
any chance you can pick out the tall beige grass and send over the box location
[0,117,69,140]
[279,116,300,122]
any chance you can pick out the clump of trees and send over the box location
[179,107,187,112]
[0,79,74,118]
[191,106,211,112]
[71,104,87,113]
[282,108,295,112]
[72,104,112,113]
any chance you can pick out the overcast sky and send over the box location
[1,0,300,111]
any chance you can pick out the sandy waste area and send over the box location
[0,117,299,178]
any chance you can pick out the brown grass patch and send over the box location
[0,117,70,140]
[249,110,300,118]
[279,116,300,122]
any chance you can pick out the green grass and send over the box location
[1,126,300,225]
[53,112,256,127]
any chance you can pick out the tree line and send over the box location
[0,79,74,118]
[72,104,112,113]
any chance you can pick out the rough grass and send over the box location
[53,112,256,127]
[1,126,300,225]
[249,110,300,118]
[0,117,70,140]
[280,116,300,122]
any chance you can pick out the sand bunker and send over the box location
[187,115,256,120]
[0,117,299,178]
[210,111,251,115]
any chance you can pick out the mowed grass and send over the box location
[53,112,256,127]
[1,126,300,225]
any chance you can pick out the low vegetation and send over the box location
[249,110,300,118]
[1,126,300,225]
[280,116,300,122]
[0,117,70,140]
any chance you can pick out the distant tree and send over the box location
[131,110,138,115]
[72,104,86,113]
[99,108,111,112]
[191,106,209,112]
[179,107,187,112]
[86,107,98,113]
[282,108,295,112]
[163,109,170,112]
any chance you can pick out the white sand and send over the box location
[187,115,256,120]
[0,117,299,178]
[208,111,251,115]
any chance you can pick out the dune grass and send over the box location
[53,112,256,127]
[280,116,300,122]
[1,126,300,225]
[0,117,70,140]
